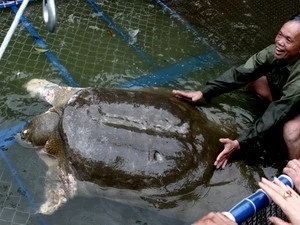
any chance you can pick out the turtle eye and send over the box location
[149,150,164,163]
[21,129,28,139]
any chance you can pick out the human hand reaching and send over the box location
[214,138,240,169]
[258,177,300,225]
[172,90,203,102]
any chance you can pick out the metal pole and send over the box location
[0,0,30,60]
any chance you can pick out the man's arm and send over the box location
[201,45,274,101]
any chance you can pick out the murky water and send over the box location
[0,0,297,224]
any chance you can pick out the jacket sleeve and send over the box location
[201,45,275,101]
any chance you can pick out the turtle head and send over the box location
[25,78,81,108]
[25,79,61,105]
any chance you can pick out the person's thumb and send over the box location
[191,96,198,101]
[269,216,290,225]
[219,138,229,144]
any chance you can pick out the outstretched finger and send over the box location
[221,159,228,169]
[215,152,224,162]
[259,177,297,208]
[215,150,228,164]
[258,178,283,199]
[214,157,228,169]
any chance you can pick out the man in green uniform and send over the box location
[173,14,300,169]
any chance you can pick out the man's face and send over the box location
[274,21,300,62]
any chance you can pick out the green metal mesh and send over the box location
[162,0,300,63]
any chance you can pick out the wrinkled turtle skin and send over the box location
[19,84,229,193]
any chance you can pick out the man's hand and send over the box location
[214,139,240,169]
[172,90,203,102]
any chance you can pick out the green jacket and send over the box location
[201,44,300,148]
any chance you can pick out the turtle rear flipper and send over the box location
[38,187,67,215]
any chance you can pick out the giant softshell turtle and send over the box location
[17,79,233,213]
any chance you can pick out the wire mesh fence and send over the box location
[162,0,300,62]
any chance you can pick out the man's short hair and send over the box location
[289,13,300,22]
